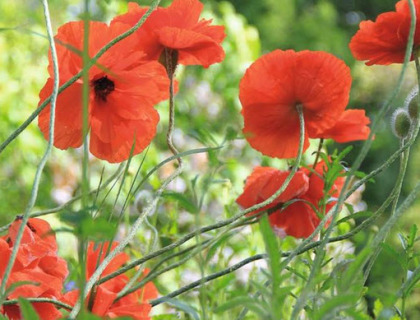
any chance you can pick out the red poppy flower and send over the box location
[269,162,345,238]
[236,167,309,216]
[38,21,170,163]
[1,218,68,320]
[316,109,371,143]
[349,0,420,65]
[236,161,344,238]
[240,50,352,159]
[112,0,226,68]
[63,241,158,320]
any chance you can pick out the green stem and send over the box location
[2,297,72,310]
[96,105,306,286]
[0,0,162,155]
[0,0,59,296]
[149,180,420,306]
[288,2,418,317]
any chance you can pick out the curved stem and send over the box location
[150,180,420,306]
[96,105,306,285]
[0,0,59,296]
[2,297,72,311]
[0,0,162,155]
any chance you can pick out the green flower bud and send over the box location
[392,109,411,139]
[408,94,419,119]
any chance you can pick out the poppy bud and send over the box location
[408,94,419,120]
[392,109,411,139]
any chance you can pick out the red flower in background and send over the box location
[38,21,170,163]
[112,0,226,68]
[239,50,353,159]
[1,218,68,320]
[64,242,157,320]
[349,0,420,65]
[236,161,344,238]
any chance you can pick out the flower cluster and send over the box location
[0,218,68,319]
[0,218,157,320]
[237,162,344,238]
[237,0,420,239]
[63,242,157,319]
[38,0,225,163]
[236,49,368,238]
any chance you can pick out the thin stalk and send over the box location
[0,0,59,296]
[2,297,72,310]
[289,2,417,316]
[0,163,123,234]
[97,105,306,285]
[0,0,162,155]
[150,180,420,306]
[68,38,184,320]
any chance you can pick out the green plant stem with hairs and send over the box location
[0,0,59,297]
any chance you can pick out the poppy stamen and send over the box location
[93,76,115,102]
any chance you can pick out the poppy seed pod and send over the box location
[392,109,411,139]
[408,94,419,119]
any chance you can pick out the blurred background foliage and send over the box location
[1,0,420,318]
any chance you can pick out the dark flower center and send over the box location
[92,76,115,102]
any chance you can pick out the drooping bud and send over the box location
[408,94,419,119]
[392,109,411,139]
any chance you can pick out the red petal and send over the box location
[318,109,371,143]
[236,167,309,216]
[157,27,225,67]
[38,78,84,150]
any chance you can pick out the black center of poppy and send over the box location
[93,76,115,102]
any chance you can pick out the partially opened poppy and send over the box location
[112,0,226,68]
[38,21,170,163]
[240,50,352,159]
[236,167,309,216]
[63,241,158,320]
[236,161,344,238]
[349,0,420,65]
[316,109,371,143]
[269,161,344,238]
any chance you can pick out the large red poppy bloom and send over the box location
[1,218,68,320]
[112,0,226,68]
[236,162,344,238]
[63,242,158,320]
[38,21,170,163]
[349,0,420,65]
[240,50,352,159]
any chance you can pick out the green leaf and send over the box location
[259,214,282,315]
[213,296,268,317]
[162,298,200,320]
[314,293,358,320]
[337,247,370,294]
[409,224,418,247]
[162,191,199,214]
[18,297,40,320]
[80,216,118,241]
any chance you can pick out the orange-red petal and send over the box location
[236,167,309,215]
[317,109,371,143]
[349,0,420,65]
[38,78,84,150]
[240,50,351,158]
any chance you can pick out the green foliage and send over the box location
[1,0,420,319]
[18,298,41,320]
